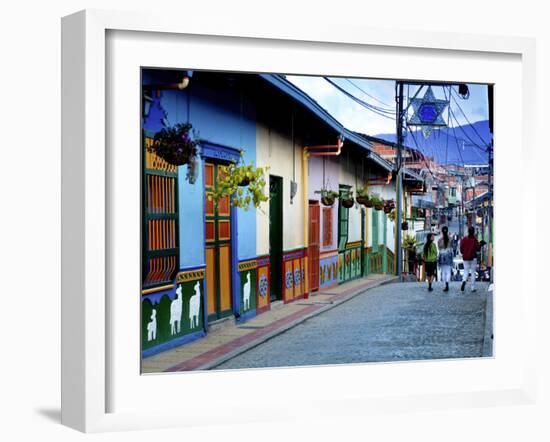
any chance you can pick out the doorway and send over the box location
[269,175,283,302]
[204,161,233,321]
[308,201,320,292]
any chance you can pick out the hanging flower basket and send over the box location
[340,189,354,208]
[384,199,395,213]
[401,221,409,230]
[355,188,370,207]
[341,198,354,208]
[370,194,384,211]
[239,176,252,187]
[211,158,269,211]
[150,123,200,168]
[316,189,339,207]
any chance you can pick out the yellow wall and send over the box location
[256,123,305,254]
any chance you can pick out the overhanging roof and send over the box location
[259,74,394,173]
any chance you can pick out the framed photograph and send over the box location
[62,9,537,433]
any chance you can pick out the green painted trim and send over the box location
[145,168,178,178]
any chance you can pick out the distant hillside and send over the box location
[374,120,492,166]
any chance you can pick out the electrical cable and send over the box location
[450,88,489,147]
[448,108,488,153]
[345,79,394,108]
[324,77,396,120]
[406,126,439,182]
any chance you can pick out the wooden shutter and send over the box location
[322,207,333,247]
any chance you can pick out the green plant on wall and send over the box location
[210,152,269,211]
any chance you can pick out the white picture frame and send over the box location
[61,9,537,433]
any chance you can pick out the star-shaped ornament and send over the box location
[408,86,449,139]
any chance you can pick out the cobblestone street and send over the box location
[214,281,492,369]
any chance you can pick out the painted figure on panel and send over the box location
[170,285,183,335]
[189,282,201,329]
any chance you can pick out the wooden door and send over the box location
[308,201,320,292]
[204,161,233,321]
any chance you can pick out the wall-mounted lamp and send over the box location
[290,180,298,204]
[177,76,190,90]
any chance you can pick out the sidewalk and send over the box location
[142,273,397,373]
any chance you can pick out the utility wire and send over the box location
[448,107,488,153]
[324,77,396,120]
[345,79,394,108]
[407,126,439,182]
[450,87,490,148]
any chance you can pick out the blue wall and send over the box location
[142,70,258,269]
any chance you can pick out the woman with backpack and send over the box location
[422,233,438,292]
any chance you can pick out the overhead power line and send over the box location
[324,77,396,120]
[344,79,394,108]
[448,107,488,153]
[450,87,490,148]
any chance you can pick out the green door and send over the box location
[269,175,283,301]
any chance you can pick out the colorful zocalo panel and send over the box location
[319,252,338,289]
[141,268,206,357]
[256,255,271,314]
[238,259,258,320]
[282,248,306,302]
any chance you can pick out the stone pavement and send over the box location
[215,280,492,370]
[141,273,396,373]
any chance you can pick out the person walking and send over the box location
[422,233,438,292]
[438,226,453,292]
[452,234,459,256]
[459,226,486,292]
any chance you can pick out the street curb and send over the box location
[482,288,493,357]
[199,276,398,370]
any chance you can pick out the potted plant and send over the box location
[340,189,355,208]
[355,187,370,206]
[403,233,417,251]
[316,189,339,206]
[211,160,270,211]
[150,122,200,167]
[370,194,384,211]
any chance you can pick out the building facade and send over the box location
[140,70,427,357]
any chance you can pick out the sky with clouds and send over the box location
[286,75,489,137]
